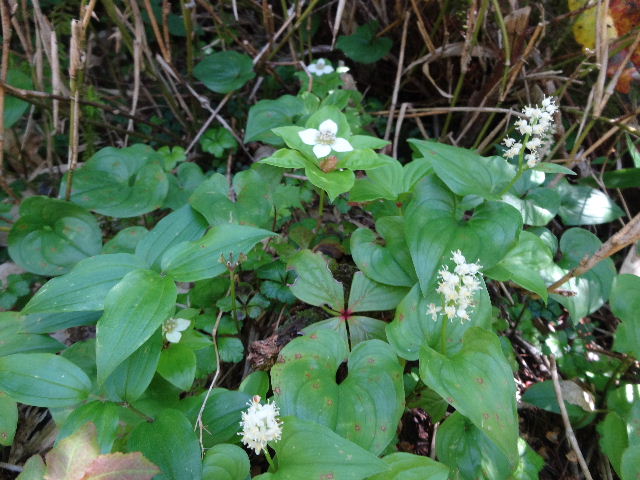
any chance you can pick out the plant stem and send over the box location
[320,305,340,317]
[440,318,448,355]
[317,189,325,223]
[264,446,277,471]
[499,132,531,197]
[121,402,155,423]
[230,270,239,332]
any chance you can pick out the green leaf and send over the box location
[484,231,554,302]
[0,393,17,446]
[81,451,160,480]
[254,417,388,480]
[23,311,100,334]
[521,381,596,428]
[128,409,202,480]
[340,149,392,170]
[57,401,121,453]
[598,412,628,476]
[194,50,255,93]
[103,331,162,403]
[23,254,147,314]
[621,445,640,480]
[157,343,196,391]
[287,250,344,311]
[161,223,274,282]
[4,70,32,128]
[611,274,640,359]
[103,226,148,254]
[202,444,250,480]
[244,95,306,145]
[406,177,522,294]
[61,145,169,218]
[0,353,91,408]
[336,21,393,64]
[501,187,560,227]
[532,162,576,175]
[351,217,417,288]
[367,452,449,480]
[163,163,207,210]
[304,161,355,202]
[420,328,519,466]
[0,312,64,356]
[9,196,102,276]
[387,281,492,361]
[409,140,516,199]
[136,205,208,270]
[96,269,177,383]
[347,272,407,312]
[239,370,270,398]
[540,228,615,320]
[200,127,238,158]
[436,412,515,480]
[260,148,307,169]
[184,389,251,448]
[557,181,624,225]
[349,158,431,202]
[349,135,390,150]
[271,329,404,454]
[302,315,388,348]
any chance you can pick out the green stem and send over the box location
[440,317,448,355]
[490,0,511,98]
[121,402,155,423]
[230,271,239,331]
[263,446,277,471]
[317,189,325,223]
[321,305,341,317]
[499,132,531,197]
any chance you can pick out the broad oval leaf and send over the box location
[128,409,202,480]
[367,452,449,480]
[271,329,404,454]
[557,181,624,225]
[420,327,519,466]
[287,250,344,311]
[23,253,147,314]
[161,223,274,282]
[0,394,18,446]
[4,70,32,128]
[57,401,121,453]
[254,416,388,480]
[82,452,159,480]
[8,196,102,276]
[0,353,92,408]
[102,226,148,254]
[45,422,99,480]
[347,272,408,312]
[194,51,255,93]
[202,444,250,480]
[610,274,640,359]
[96,269,177,383]
[406,176,522,294]
[61,145,169,218]
[245,95,306,145]
[157,343,196,391]
[0,312,64,356]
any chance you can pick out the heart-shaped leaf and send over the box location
[8,196,102,276]
[386,282,492,361]
[96,269,176,383]
[271,329,404,454]
[203,444,250,480]
[420,327,519,466]
[253,417,388,480]
[406,177,522,294]
[61,145,169,218]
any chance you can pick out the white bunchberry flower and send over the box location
[239,396,282,455]
[307,58,334,76]
[428,251,483,323]
[298,119,354,158]
[163,318,191,343]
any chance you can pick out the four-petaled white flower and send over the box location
[163,317,190,343]
[239,395,282,455]
[307,58,334,76]
[298,119,353,158]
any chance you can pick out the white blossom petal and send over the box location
[318,119,338,135]
[298,128,319,145]
[166,331,182,343]
[313,143,332,158]
[307,64,319,74]
[331,137,353,152]
[175,318,191,332]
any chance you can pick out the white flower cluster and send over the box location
[239,395,282,455]
[427,250,483,322]
[502,96,558,168]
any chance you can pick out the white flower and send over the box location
[239,396,282,455]
[427,303,442,321]
[298,119,354,158]
[163,317,190,343]
[307,58,334,76]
